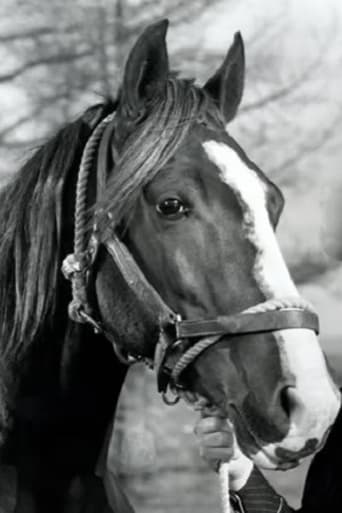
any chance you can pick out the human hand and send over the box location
[194,409,253,491]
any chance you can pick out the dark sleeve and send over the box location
[300,397,342,513]
[230,466,294,513]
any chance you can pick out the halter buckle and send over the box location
[162,388,181,405]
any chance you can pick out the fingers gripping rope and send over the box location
[191,397,231,513]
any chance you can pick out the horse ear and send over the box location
[204,32,245,123]
[120,19,170,117]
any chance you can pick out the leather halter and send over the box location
[62,112,320,402]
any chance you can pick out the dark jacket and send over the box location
[232,403,342,513]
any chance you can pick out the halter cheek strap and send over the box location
[104,235,177,326]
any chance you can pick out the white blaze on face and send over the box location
[202,140,298,298]
[202,140,340,458]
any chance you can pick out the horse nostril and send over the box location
[280,386,305,422]
[280,386,291,418]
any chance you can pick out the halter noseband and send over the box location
[62,112,319,404]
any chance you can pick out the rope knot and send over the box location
[62,252,96,328]
[68,298,88,324]
[61,252,91,280]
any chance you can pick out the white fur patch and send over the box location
[202,140,298,298]
[203,140,340,458]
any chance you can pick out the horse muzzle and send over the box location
[227,329,341,469]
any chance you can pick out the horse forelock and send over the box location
[0,103,114,359]
[97,78,223,231]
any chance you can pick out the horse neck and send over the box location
[0,318,128,460]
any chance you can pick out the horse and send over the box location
[0,19,339,512]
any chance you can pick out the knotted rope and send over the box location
[219,462,230,513]
[176,296,316,513]
[74,112,116,258]
[172,296,315,384]
[62,112,115,324]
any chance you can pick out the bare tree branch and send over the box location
[0,138,43,150]
[95,7,112,97]
[272,108,342,182]
[241,61,322,113]
[241,23,337,113]
[0,25,79,43]
[0,91,73,141]
[0,50,93,83]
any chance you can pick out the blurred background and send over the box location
[1,0,342,511]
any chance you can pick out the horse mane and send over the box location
[0,77,220,362]
[0,101,115,361]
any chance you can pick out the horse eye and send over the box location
[156,198,187,218]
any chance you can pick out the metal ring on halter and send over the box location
[162,388,181,405]
[79,310,103,334]
[112,342,141,366]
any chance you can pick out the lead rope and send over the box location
[74,112,115,258]
[177,296,317,513]
[191,397,231,513]
[172,296,315,383]
[62,112,116,324]
[219,462,231,513]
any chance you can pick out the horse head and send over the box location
[74,20,340,471]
